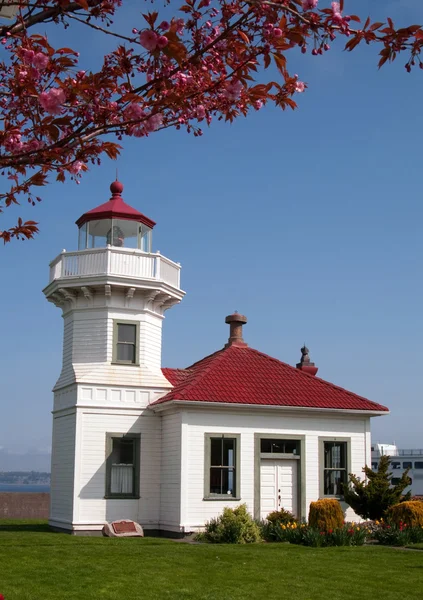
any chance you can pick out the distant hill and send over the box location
[0,448,51,472]
[0,471,50,485]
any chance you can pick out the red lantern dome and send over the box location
[76,180,155,251]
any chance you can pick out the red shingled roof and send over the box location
[155,345,388,412]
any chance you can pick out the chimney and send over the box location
[225,312,248,348]
[296,345,318,376]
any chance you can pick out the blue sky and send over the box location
[1,0,423,464]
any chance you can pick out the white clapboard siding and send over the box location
[180,409,371,530]
[50,411,76,526]
[75,408,161,527]
[160,411,182,529]
[55,309,170,390]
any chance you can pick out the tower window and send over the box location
[113,321,139,365]
[105,433,140,498]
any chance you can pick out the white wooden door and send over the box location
[260,459,298,520]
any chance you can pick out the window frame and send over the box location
[105,432,140,499]
[203,433,241,501]
[112,320,140,366]
[319,437,351,499]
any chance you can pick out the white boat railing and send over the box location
[49,247,181,289]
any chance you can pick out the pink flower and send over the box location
[196,105,206,119]
[4,131,22,153]
[125,102,145,121]
[139,30,159,51]
[295,81,305,93]
[331,1,343,23]
[273,28,283,38]
[33,52,49,71]
[21,48,34,62]
[158,21,170,31]
[156,35,169,49]
[146,113,163,132]
[174,18,185,34]
[224,79,244,101]
[39,88,66,115]
[69,160,85,175]
[302,0,318,9]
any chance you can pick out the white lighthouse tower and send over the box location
[43,180,184,534]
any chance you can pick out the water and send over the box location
[0,484,50,493]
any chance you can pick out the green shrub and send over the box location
[386,501,423,528]
[308,499,344,532]
[343,455,411,521]
[266,509,297,526]
[199,504,262,544]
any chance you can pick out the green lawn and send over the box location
[1,521,423,600]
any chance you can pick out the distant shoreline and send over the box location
[0,484,50,493]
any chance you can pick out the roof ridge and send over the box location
[184,347,226,370]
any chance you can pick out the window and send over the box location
[323,441,348,497]
[204,434,240,499]
[371,462,378,470]
[113,322,138,364]
[415,462,423,469]
[403,462,412,469]
[391,462,401,469]
[260,439,300,455]
[105,434,140,498]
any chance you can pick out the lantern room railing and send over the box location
[49,247,181,289]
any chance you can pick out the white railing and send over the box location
[49,247,181,289]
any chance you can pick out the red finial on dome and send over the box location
[110,180,124,195]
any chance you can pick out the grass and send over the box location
[1,520,423,600]
[407,543,423,550]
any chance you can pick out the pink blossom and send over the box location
[39,88,66,115]
[273,28,283,38]
[4,131,22,153]
[254,100,263,110]
[33,52,49,71]
[158,21,170,31]
[295,81,305,92]
[69,160,85,175]
[302,0,318,10]
[146,113,163,132]
[157,35,169,49]
[331,1,343,23]
[196,105,206,119]
[21,48,34,62]
[125,102,146,121]
[224,79,244,101]
[174,18,185,34]
[139,30,159,51]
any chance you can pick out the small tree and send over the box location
[343,455,411,521]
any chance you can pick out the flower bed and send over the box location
[273,522,369,547]
[372,520,423,546]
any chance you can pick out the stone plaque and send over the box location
[113,521,137,534]
[103,519,144,538]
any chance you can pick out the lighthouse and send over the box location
[43,180,184,534]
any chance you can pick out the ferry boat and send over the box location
[371,443,423,496]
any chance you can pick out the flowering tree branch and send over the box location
[0,0,421,243]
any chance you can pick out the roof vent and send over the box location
[225,312,248,348]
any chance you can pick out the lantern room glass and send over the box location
[78,219,152,251]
